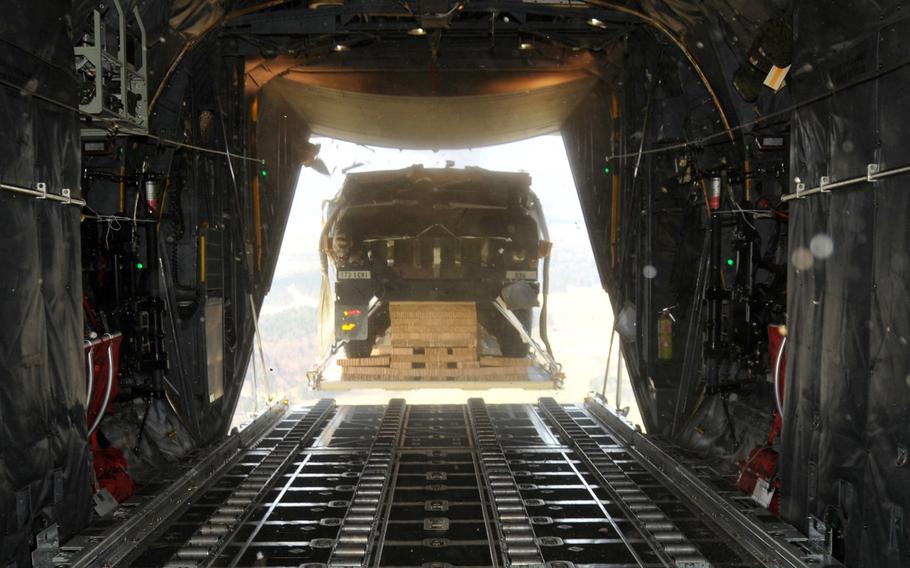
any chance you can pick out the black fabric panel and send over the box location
[38,204,94,540]
[561,82,615,291]
[782,2,910,566]
[0,201,92,565]
[0,1,93,564]
[254,85,310,297]
[860,15,910,564]
[211,83,309,428]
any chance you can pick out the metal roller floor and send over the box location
[58,398,840,568]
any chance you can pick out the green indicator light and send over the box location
[260,169,267,177]
[136,262,144,270]
[604,166,610,174]
[726,258,735,266]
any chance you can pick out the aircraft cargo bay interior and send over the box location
[0,2,907,568]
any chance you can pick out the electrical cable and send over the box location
[0,77,263,165]
[605,51,910,161]
[583,0,734,140]
[157,254,202,440]
[634,78,658,377]
[214,90,255,280]
[132,190,141,233]
[149,0,299,113]
[82,212,156,224]
[727,184,757,231]
[632,79,657,183]
[119,128,265,164]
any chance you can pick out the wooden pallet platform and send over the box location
[374,345,477,358]
[389,300,477,316]
[340,366,529,381]
[337,301,535,384]
[478,356,534,368]
[321,379,554,391]
[390,333,477,348]
[337,356,391,367]
[390,360,480,369]
[341,367,529,382]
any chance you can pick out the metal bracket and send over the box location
[36,182,47,200]
[896,444,908,467]
[888,503,904,551]
[423,517,450,531]
[93,488,119,518]
[425,499,449,512]
[31,524,60,568]
[61,188,72,204]
[867,163,880,182]
[818,176,831,193]
[795,181,806,198]
[807,515,831,555]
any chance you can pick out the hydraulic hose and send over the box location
[88,335,114,436]
[773,335,787,419]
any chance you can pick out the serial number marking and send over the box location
[505,270,538,281]
[337,270,371,280]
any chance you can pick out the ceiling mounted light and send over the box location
[519,41,534,51]
[408,27,427,36]
[333,44,348,52]
[587,17,606,29]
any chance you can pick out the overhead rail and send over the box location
[783,162,910,201]
[0,181,86,207]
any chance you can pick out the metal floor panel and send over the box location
[58,399,842,568]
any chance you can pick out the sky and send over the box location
[234,134,641,425]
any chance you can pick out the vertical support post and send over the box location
[610,92,621,268]
[616,346,624,412]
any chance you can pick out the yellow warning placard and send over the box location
[764,64,791,92]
